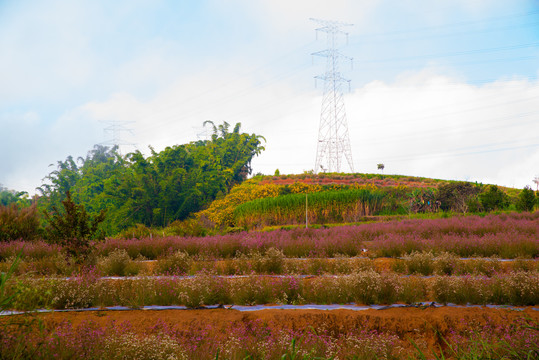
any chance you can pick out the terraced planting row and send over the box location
[5,270,538,310]
[3,249,538,277]
[2,213,538,261]
[2,307,536,359]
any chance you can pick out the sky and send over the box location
[1,0,539,194]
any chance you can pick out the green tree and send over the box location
[478,185,509,212]
[38,155,81,209]
[38,122,265,233]
[516,186,536,212]
[436,182,480,213]
[0,185,30,207]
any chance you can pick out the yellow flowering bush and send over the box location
[351,183,378,191]
[253,183,281,198]
[288,182,322,194]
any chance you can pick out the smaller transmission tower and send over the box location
[101,120,135,153]
[311,18,354,173]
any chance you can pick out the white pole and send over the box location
[306,193,308,229]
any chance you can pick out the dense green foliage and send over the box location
[38,122,264,235]
[478,185,509,212]
[516,186,536,212]
[0,185,29,207]
[436,181,481,212]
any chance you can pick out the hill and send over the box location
[192,172,518,231]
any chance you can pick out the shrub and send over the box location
[165,218,208,237]
[0,203,41,241]
[13,253,75,276]
[479,185,509,212]
[0,252,22,311]
[44,191,106,262]
[178,270,229,308]
[516,186,536,212]
[347,270,384,304]
[97,249,140,276]
[156,250,192,275]
[511,258,538,272]
[244,247,285,274]
[403,251,435,275]
[433,251,459,275]
[0,240,60,261]
[437,182,480,212]
[49,268,100,309]
[262,247,285,274]
[495,271,539,305]
[456,257,501,276]
[229,275,270,305]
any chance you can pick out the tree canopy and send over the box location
[0,185,29,207]
[38,122,264,235]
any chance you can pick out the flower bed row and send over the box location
[6,270,538,310]
[2,213,538,260]
[3,248,538,277]
[3,312,537,360]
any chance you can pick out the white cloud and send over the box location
[346,72,539,187]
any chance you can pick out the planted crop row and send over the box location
[6,270,538,310]
[0,319,399,360]
[2,213,537,261]
[3,249,537,277]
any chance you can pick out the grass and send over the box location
[234,188,386,228]
[411,316,539,359]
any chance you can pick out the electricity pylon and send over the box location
[311,18,354,173]
[100,120,135,153]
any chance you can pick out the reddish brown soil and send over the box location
[31,307,539,353]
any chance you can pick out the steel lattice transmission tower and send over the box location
[311,18,354,173]
[100,120,135,153]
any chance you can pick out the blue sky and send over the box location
[1,0,539,194]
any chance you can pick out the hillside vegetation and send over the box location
[194,172,532,231]
[0,122,265,241]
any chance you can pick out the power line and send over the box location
[355,21,539,45]
[359,139,539,164]
[355,42,539,64]
[355,10,539,39]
